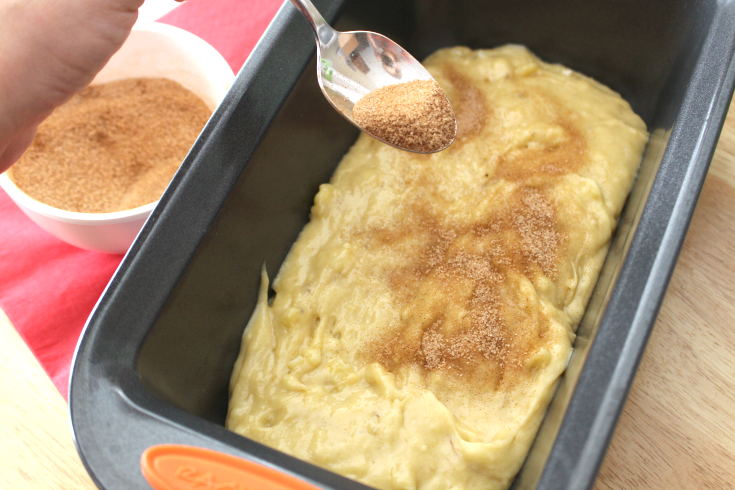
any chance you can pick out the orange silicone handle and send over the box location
[141,444,322,490]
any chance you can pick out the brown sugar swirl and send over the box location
[358,72,585,392]
[361,184,567,391]
[496,99,586,181]
[444,67,487,143]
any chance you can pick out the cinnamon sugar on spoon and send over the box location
[352,80,456,153]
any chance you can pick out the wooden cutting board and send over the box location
[594,108,735,489]
[3,107,735,490]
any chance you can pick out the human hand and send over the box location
[0,0,185,173]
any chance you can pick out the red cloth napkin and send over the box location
[0,0,283,400]
[159,0,284,74]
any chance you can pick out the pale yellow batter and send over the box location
[227,45,648,490]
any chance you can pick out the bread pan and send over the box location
[70,0,735,489]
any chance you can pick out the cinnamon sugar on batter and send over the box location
[445,67,486,142]
[362,186,564,390]
[359,67,572,389]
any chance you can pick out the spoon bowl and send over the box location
[289,0,456,152]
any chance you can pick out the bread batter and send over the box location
[227,45,648,490]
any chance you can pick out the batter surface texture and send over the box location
[227,45,648,490]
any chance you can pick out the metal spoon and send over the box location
[288,0,457,153]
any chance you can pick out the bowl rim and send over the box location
[127,21,235,90]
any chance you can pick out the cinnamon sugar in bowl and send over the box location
[0,22,234,254]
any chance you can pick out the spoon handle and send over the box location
[288,0,336,44]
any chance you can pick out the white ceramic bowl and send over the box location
[0,22,234,254]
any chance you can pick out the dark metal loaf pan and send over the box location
[70,1,735,489]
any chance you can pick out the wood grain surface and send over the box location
[2,102,735,490]
[594,106,735,490]
[0,308,97,489]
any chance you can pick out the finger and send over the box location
[0,126,38,174]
